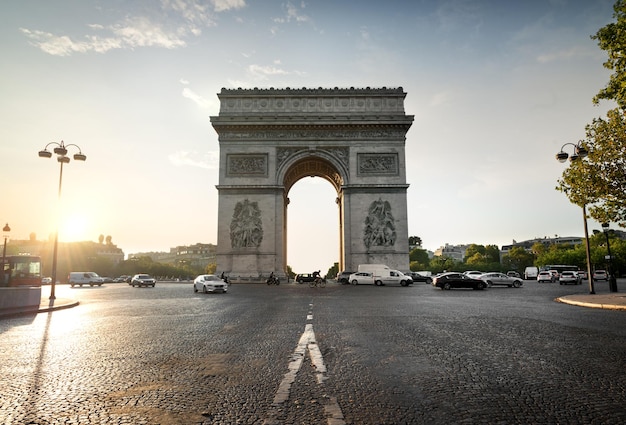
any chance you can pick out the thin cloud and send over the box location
[247,62,306,80]
[182,87,214,109]
[20,0,246,56]
[169,150,218,169]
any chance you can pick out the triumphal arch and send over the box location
[210,87,414,280]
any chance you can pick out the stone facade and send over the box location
[210,87,414,278]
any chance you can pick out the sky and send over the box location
[0,0,619,274]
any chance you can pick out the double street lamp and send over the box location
[555,142,595,294]
[38,141,87,300]
[601,222,618,292]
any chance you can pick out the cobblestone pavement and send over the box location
[1,280,625,424]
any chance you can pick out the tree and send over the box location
[409,247,429,265]
[592,0,626,109]
[558,2,626,227]
[408,235,422,247]
[501,246,535,274]
[557,109,626,227]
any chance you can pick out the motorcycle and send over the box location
[266,275,280,285]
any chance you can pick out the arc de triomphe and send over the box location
[210,87,414,279]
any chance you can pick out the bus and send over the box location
[539,264,580,277]
[1,255,42,287]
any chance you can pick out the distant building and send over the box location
[433,244,469,261]
[501,236,583,256]
[129,243,216,269]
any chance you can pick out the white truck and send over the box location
[357,264,413,286]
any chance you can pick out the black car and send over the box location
[295,273,316,284]
[432,272,486,290]
[336,270,354,285]
[408,272,433,284]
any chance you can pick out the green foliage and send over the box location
[327,263,339,280]
[558,5,626,227]
[429,256,461,274]
[501,246,535,274]
[409,247,430,270]
[557,109,626,226]
[408,235,422,247]
[592,0,626,108]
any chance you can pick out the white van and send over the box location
[524,267,538,280]
[357,264,413,286]
[68,272,104,287]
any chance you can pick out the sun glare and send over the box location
[60,213,90,242]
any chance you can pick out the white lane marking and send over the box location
[264,315,345,425]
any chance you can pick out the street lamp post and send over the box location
[2,223,10,286]
[601,222,618,292]
[38,141,87,300]
[555,142,595,294]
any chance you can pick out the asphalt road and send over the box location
[1,279,625,424]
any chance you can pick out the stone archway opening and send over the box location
[283,157,343,275]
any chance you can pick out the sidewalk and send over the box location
[556,293,626,310]
[37,295,79,313]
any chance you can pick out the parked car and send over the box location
[463,271,483,278]
[295,273,317,284]
[506,271,521,278]
[130,274,156,287]
[593,270,608,281]
[559,271,581,285]
[348,271,375,285]
[432,272,486,290]
[578,270,588,280]
[478,272,523,288]
[537,271,554,283]
[336,270,354,285]
[193,274,228,293]
[408,272,433,284]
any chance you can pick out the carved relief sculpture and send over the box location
[363,198,396,248]
[227,154,268,176]
[358,153,398,175]
[230,199,263,248]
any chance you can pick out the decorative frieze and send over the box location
[217,87,408,115]
[357,153,398,176]
[226,154,268,176]
[217,127,408,141]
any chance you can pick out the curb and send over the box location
[555,297,626,311]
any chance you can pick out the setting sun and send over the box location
[59,213,90,242]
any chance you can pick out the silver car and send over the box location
[130,274,156,287]
[478,272,523,288]
[194,274,228,293]
[348,272,375,285]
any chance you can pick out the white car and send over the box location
[41,277,52,284]
[194,274,228,293]
[348,271,375,285]
[559,271,581,285]
[537,271,554,283]
[130,274,156,287]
